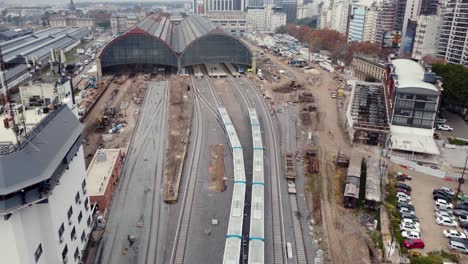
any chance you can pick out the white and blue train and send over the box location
[219,107,246,264]
[248,108,265,264]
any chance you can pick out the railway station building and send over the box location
[98,14,253,75]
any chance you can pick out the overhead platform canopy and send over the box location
[98,14,252,72]
[390,125,440,155]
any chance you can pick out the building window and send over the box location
[62,245,68,261]
[82,179,87,193]
[74,247,80,261]
[81,230,86,243]
[84,198,89,211]
[34,243,42,262]
[78,211,83,223]
[87,216,91,227]
[75,192,81,204]
[71,227,76,240]
[58,223,65,240]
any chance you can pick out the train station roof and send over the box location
[134,14,219,53]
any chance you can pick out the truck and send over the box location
[76,48,85,55]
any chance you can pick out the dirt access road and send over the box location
[245,41,373,263]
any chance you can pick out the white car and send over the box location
[400,222,420,232]
[449,240,468,254]
[398,198,413,205]
[401,230,421,239]
[436,216,458,227]
[401,218,420,228]
[436,210,456,221]
[443,229,467,239]
[435,199,453,210]
[397,192,411,200]
[437,124,454,131]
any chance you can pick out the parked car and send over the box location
[444,229,467,239]
[437,124,454,131]
[399,207,416,215]
[449,240,468,254]
[331,92,337,98]
[440,187,455,196]
[436,199,454,210]
[434,189,454,199]
[397,188,411,195]
[434,193,452,202]
[401,213,419,222]
[402,231,421,239]
[453,209,468,217]
[398,198,413,205]
[397,192,411,200]
[460,215,468,223]
[450,237,468,246]
[398,202,415,211]
[404,239,425,249]
[458,193,468,201]
[395,182,412,191]
[402,218,420,228]
[436,210,456,221]
[400,222,420,232]
[456,203,468,211]
[436,216,458,227]
[397,172,412,181]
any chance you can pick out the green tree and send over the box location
[275,25,286,34]
[431,63,468,107]
[96,21,111,29]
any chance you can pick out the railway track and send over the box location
[242,76,287,264]
[171,79,205,264]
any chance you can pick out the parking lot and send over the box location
[392,165,468,260]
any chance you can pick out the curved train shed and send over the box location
[98,15,252,74]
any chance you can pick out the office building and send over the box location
[438,0,468,66]
[385,59,443,159]
[110,13,142,35]
[205,11,251,35]
[348,5,367,42]
[281,0,299,22]
[375,0,397,44]
[331,0,350,35]
[0,104,93,264]
[412,15,442,60]
[50,15,96,28]
[362,6,379,43]
[351,55,387,81]
[297,3,315,19]
[204,0,245,11]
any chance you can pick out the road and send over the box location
[94,81,170,264]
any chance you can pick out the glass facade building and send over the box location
[392,92,438,129]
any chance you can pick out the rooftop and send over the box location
[0,107,49,144]
[390,125,440,155]
[86,149,121,196]
[391,59,439,92]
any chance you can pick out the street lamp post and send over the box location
[454,155,468,206]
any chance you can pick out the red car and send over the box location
[404,239,425,249]
[397,188,411,195]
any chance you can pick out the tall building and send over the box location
[110,13,141,35]
[204,11,251,35]
[393,0,407,31]
[0,104,93,264]
[375,0,396,44]
[247,0,265,7]
[281,0,299,22]
[318,1,332,29]
[438,0,468,66]
[348,5,367,42]
[297,3,316,19]
[204,0,245,11]
[331,0,350,35]
[412,15,442,60]
[247,5,287,33]
[362,5,379,43]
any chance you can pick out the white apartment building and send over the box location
[334,0,351,34]
[412,15,442,60]
[204,11,251,35]
[247,6,287,33]
[438,0,468,66]
[362,6,378,43]
[0,105,93,264]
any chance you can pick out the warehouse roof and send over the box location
[87,149,121,196]
[0,27,90,64]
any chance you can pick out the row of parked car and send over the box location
[393,180,427,249]
[432,187,468,254]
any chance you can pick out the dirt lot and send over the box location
[388,164,468,261]
[82,74,148,167]
[209,144,225,192]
